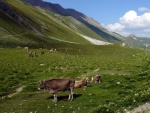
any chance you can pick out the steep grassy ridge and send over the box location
[0,0,91,48]
[23,0,123,43]
[0,0,124,48]
[49,14,106,41]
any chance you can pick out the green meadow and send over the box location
[0,0,149,112]
[0,44,149,113]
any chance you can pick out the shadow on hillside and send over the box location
[47,94,82,101]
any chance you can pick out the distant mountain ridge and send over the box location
[23,0,88,21]
[125,34,150,48]
[22,0,122,42]
[0,0,128,48]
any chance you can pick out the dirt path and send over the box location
[80,68,100,78]
[7,86,25,98]
[126,103,150,113]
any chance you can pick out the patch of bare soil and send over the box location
[7,86,25,98]
[126,103,150,113]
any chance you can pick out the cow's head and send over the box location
[38,80,46,90]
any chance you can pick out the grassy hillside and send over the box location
[0,45,149,112]
[0,0,123,48]
[0,0,92,48]
[125,36,150,48]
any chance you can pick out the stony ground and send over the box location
[127,103,150,113]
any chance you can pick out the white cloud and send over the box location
[138,7,150,12]
[119,10,150,28]
[106,23,125,31]
[105,9,150,37]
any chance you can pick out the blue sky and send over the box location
[43,0,150,37]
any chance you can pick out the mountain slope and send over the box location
[22,0,123,43]
[125,34,150,48]
[0,0,91,47]
[0,0,123,48]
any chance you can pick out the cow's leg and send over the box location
[53,94,58,102]
[71,88,74,100]
[68,90,71,100]
[68,87,74,101]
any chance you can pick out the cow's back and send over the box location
[46,78,75,91]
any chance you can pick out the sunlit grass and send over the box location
[0,45,149,112]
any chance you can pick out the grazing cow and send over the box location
[41,51,44,55]
[91,75,102,83]
[49,48,54,54]
[74,78,89,90]
[33,51,38,57]
[38,78,75,102]
[28,51,33,57]
[24,47,28,51]
[49,48,57,54]
[54,48,57,52]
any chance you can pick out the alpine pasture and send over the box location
[0,44,150,113]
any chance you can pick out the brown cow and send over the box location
[33,51,38,57]
[74,78,89,90]
[38,78,75,102]
[41,51,44,55]
[91,75,102,83]
[28,51,33,57]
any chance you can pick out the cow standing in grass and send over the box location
[49,48,54,54]
[28,51,33,57]
[24,47,28,51]
[34,51,38,57]
[38,78,75,102]
[49,48,57,54]
[41,51,44,55]
[91,75,102,83]
[74,78,90,90]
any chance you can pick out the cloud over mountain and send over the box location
[120,10,150,28]
[106,8,150,37]
[106,23,125,31]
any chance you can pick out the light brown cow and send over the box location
[28,51,33,57]
[49,48,57,54]
[74,78,89,90]
[91,75,102,83]
[38,78,75,102]
[33,51,38,57]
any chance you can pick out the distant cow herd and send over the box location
[23,47,57,58]
[38,75,102,102]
